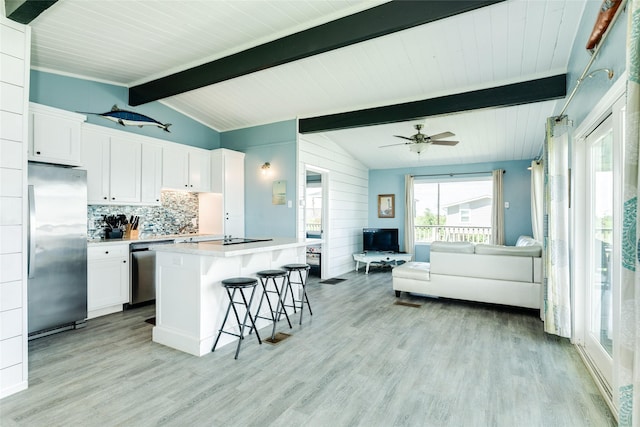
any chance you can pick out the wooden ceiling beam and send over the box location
[7,0,58,24]
[129,0,504,106]
[298,74,567,133]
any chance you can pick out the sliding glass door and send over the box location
[584,114,615,385]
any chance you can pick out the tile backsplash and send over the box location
[88,191,200,239]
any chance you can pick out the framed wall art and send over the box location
[378,194,395,218]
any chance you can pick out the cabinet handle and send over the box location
[103,196,108,200]
[123,260,127,263]
[156,199,159,202]
[190,184,193,187]
[36,151,41,155]
[112,197,115,200]
[184,184,188,187]
[105,251,109,254]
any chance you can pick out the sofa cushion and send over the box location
[392,262,430,280]
[475,244,541,257]
[430,252,535,282]
[430,241,475,254]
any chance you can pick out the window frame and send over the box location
[413,175,493,243]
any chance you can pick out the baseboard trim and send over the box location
[574,344,618,423]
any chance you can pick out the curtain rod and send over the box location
[411,170,504,178]
[557,0,626,118]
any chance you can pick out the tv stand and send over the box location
[353,251,412,274]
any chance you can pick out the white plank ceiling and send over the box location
[24,0,589,169]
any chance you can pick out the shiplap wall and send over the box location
[0,17,30,399]
[298,133,368,278]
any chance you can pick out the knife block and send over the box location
[124,225,139,239]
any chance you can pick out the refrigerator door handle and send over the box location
[28,184,36,278]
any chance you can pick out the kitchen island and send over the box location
[151,238,313,356]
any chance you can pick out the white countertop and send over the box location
[153,237,319,257]
[87,234,223,247]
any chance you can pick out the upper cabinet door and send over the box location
[29,105,85,166]
[188,150,211,192]
[82,129,110,204]
[224,150,244,217]
[162,145,189,190]
[141,143,162,204]
[109,137,141,203]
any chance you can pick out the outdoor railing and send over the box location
[415,225,492,243]
[306,223,321,232]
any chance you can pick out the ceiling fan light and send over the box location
[410,143,428,154]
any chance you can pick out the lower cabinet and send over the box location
[87,244,129,319]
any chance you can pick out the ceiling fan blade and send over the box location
[431,140,459,146]
[379,142,411,148]
[393,135,415,141]
[429,131,455,140]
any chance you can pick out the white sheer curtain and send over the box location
[543,116,572,338]
[491,169,505,245]
[531,161,544,242]
[404,174,415,258]
[618,1,640,423]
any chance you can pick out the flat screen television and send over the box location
[363,228,399,253]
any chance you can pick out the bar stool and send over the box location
[254,269,292,341]
[212,277,262,359]
[282,263,312,325]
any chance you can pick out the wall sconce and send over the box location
[261,162,271,176]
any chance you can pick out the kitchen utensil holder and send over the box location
[105,229,123,239]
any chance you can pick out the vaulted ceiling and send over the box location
[13,0,589,169]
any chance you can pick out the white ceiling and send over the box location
[23,0,588,169]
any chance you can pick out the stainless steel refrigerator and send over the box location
[28,163,87,338]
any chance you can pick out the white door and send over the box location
[582,111,620,389]
[585,115,613,378]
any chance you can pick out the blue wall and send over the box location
[558,1,627,123]
[30,70,220,149]
[369,160,533,261]
[221,120,297,238]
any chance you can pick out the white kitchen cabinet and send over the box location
[29,103,85,166]
[162,145,210,192]
[141,143,162,204]
[82,125,145,205]
[211,149,245,236]
[87,244,129,318]
[82,128,110,203]
[109,136,141,203]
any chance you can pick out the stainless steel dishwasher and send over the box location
[129,240,175,306]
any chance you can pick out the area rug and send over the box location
[393,301,421,308]
[319,278,347,285]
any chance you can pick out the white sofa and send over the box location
[392,237,542,309]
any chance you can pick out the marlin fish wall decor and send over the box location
[80,105,172,132]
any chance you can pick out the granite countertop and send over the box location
[87,233,223,247]
[153,237,314,257]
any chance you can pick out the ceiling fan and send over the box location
[380,124,459,154]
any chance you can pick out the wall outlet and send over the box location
[504,202,510,209]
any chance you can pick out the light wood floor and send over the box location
[1,269,615,426]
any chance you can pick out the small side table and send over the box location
[353,251,412,274]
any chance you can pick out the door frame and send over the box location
[304,164,329,279]
[572,73,626,413]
